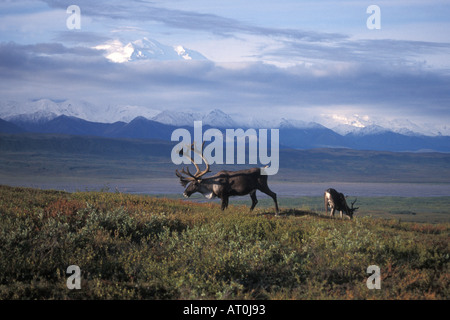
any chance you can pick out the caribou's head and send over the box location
[175,142,212,198]
[347,198,359,219]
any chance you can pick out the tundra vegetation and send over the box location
[0,185,448,299]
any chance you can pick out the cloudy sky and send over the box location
[1,0,450,128]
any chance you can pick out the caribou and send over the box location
[324,188,359,219]
[175,143,279,215]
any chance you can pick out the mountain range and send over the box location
[1,110,449,153]
[2,98,449,136]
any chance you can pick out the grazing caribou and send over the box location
[324,188,359,219]
[176,143,279,215]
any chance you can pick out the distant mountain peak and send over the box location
[151,109,236,128]
[279,118,324,129]
[152,110,202,127]
[346,124,389,136]
[202,109,236,127]
[0,99,161,124]
[6,110,58,123]
[93,37,207,63]
[314,113,450,137]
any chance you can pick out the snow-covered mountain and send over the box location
[2,100,449,152]
[0,99,57,122]
[152,110,202,127]
[278,118,325,130]
[201,109,236,128]
[93,37,207,63]
[151,110,325,129]
[1,99,449,137]
[151,109,236,128]
[0,99,160,124]
[315,113,450,136]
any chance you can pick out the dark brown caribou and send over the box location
[176,143,279,215]
[324,188,359,219]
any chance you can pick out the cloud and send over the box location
[1,1,449,126]
[53,31,112,44]
[1,40,449,122]
[35,1,450,69]
[258,35,450,70]
[41,0,347,42]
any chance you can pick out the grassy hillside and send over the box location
[0,185,448,300]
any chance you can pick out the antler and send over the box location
[350,198,359,210]
[192,141,210,179]
[175,142,211,185]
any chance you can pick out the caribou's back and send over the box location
[325,188,347,211]
[213,168,264,195]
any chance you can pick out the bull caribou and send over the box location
[175,143,279,215]
[324,188,359,219]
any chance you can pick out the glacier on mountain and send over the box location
[93,37,207,63]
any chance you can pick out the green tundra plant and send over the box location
[0,185,448,299]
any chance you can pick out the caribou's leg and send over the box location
[340,211,343,219]
[250,190,258,211]
[330,207,335,218]
[258,185,279,215]
[221,196,229,210]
